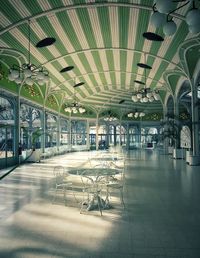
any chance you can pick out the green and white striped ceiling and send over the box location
[0,0,199,117]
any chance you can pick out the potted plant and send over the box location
[160,113,182,158]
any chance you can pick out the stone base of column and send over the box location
[186,154,200,166]
[173,148,186,159]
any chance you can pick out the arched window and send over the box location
[0,95,15,161]
[60,118,69,145]
[46,113,58,147]
[20,104,42,150]
[71,120,86,145]
[116,125,126,145]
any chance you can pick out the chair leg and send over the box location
[97,195,103,216]
[120,188,125,208]
[63,186,66,206]
[52,185,58,204]
[80,190,90,214]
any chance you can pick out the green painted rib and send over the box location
[186,45,200,78]
[134,9,150,51]
[76,8,97,49]
[22,0,43,15]
[97,7,112,48]
[118,7,130,49]
[106,50,115,85]
[56,11,82,51]
[150,22,189,89]
[47,0,65,9]
[120,50,127,72]
[78,52,92,73]
[168,75,180,94]
[0,1,23,24]
[91,51,104,72]
[36,16,67,55]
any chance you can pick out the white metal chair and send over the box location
[52,166,73,205]
[105,163,126,208]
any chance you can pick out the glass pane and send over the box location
[46,113,58,147]
[71,120,86,145]
[7,127,14,157]
[60,118,69,145]
[0,127,6,159]
[20,104,42,149]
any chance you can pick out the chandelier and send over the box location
[64,102,86,114]
[104,116,117,122]
[128,111,145,119]
[132,53,160,103]
[8,20,50,86]
[64,87,86,114]
[132,88,160,103]
[150,0,200,36]
[103,111,118,122]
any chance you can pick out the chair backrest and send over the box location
[55,173,64,185]
[52,167,64,185]
[53,166,64,176]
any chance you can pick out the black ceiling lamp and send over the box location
[134,80,145,85]
[60,66,74,73]
[36,37,56,48]
[74,82,85,88]
[119,99,125,104]
[137,63,152,69]
[143,32,164,42]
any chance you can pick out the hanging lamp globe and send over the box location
[137,93,142,99]
[143,97,149,103]
[186,8,200,26]
[150,11,166,28]
[188,24,200,34]
[26,77,34,86]
[132,95,138,102]
[163,20,177,36]
[156,0,174,14]
[15,77,23,84]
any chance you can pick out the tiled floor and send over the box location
[1,149,200,258]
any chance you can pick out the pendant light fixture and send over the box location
[150,0,200,36]
[132,53,160,103]
[64,79,86,114]
[8,20,51,86]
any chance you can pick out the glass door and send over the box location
[0,126,14,168]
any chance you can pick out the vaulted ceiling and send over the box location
[0,0,199,119]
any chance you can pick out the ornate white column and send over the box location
[41,106,46,153]
[15,93,20,164]
[174,98,180,149]
[57,113,61,149]
[96,113,99,151]
[126,123,130,150]
[86,119,90,150]
[68,115,72,151]
[191,78,199,156]
[162,105,169,154]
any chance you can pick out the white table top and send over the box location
[68,167,119,176]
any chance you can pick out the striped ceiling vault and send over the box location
[0,0,199,117]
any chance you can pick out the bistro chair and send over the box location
[105,163,126,208]
[52,166,73,205]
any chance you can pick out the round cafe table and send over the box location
[68,167,120,213]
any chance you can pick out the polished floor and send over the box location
[0,149,200,258]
